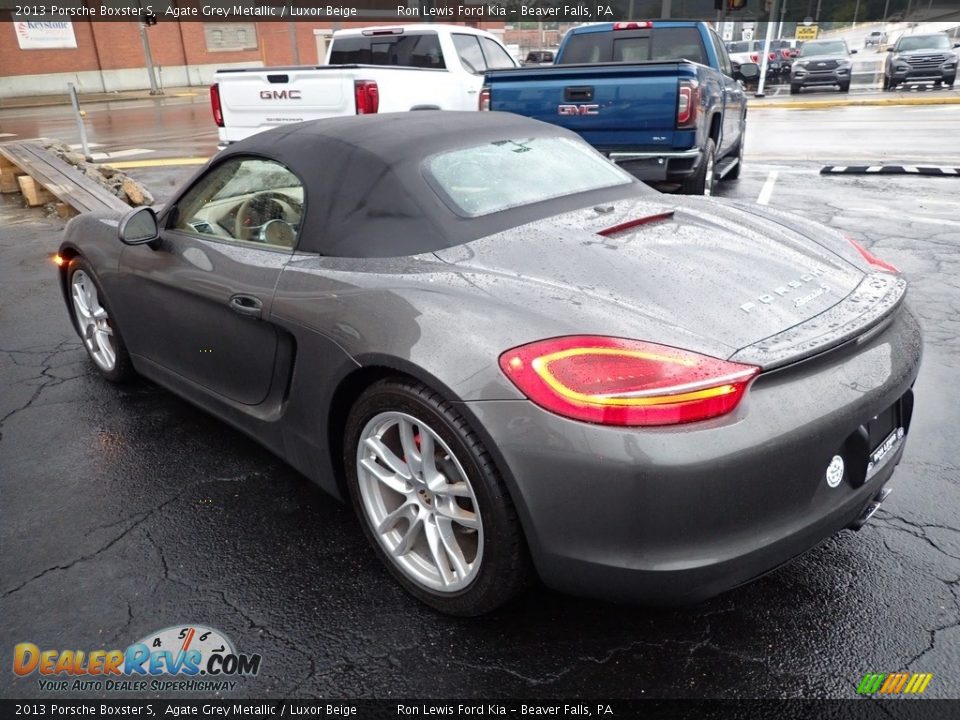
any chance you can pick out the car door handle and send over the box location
[229,294,263,319]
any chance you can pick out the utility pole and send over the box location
[756,0,779,97]
[135,2,161,95]
[138,21,161,95]
[287,23,300,64]
[853,0,860,26]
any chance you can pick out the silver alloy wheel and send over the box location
[703,150,716,196]
[356,411,483,593]
[70,269,116,372]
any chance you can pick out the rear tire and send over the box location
[679,138,717,196]
[344,379,530,616]
[67,257,134,383]
[727,131,745,181]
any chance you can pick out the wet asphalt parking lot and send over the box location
[1,100,959,700]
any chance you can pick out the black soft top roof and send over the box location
[215,111,645,257]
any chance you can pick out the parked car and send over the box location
[884,33,959,90]
[483,21,759,195]
[790,39,857,94]
[727,39,791,80]
[523,50,555,65]
[865,30,887,47]
[210,24,517,146]
[56,112,920,615]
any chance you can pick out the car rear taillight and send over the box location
[769,52,777,61]
[210,83,224,127]
[677,79,699,129]
[750,53,759,63]
[354,80,379,114]
[613,21,653,30]
[499,336,759,427]
[847,237,899,273]
[479,86,491,111]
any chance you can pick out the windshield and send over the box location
[897,35,951,51]
[727,41,750,54]
[799,41,848,57]
[426,137,633,217]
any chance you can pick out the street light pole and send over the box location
[853,0,860,26]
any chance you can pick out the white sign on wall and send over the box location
[742,28,754,41]
[14,22,78,50]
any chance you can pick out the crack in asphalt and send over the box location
[1,477,249,599]
[0,339,84,440]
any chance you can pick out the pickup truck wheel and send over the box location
[679,139,717,196]
[727,134,744,181]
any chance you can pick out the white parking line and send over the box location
[757,170,779,205]
[89,148,155,161]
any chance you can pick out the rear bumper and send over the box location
[465,304,922,605]
[607,147,703,182]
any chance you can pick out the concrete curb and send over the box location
[750,96,960,109]
[0,89,200,111]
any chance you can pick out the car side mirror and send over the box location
[886,47,895,52]
[736,62,760,80]
[850,49,858,54]
[118,206,159,245]
[954,43,960,48]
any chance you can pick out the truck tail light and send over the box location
[676,79,699,129]
[479,86,491,111]
[750,53,759,63]
[499,336,759,427]
[769,52,777,61]
[210,83,224,127]
[613,21,653,30]
[354,80,379,114]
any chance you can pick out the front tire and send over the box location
[790,83,801,95]
[839,82,851,93]
[68,257,134,383]
[344,379,530,615]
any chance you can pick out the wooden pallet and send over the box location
[0,140,130,214]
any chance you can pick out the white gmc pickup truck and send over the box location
[211,24,517,146]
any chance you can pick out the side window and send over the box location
[453,33,486,74]
[173,157,303,250]
[480,37,516,69]
[710,30,734,77]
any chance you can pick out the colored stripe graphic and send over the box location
[858,672,933,695]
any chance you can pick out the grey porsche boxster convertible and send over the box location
[58,112,921,615]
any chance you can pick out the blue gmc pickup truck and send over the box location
[481,21,759,195]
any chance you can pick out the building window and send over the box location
[204,23,258,52]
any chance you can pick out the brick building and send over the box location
[1,20,505,97]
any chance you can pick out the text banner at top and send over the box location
[4,0,959,23]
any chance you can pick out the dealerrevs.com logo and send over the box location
[13,625,261,693]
